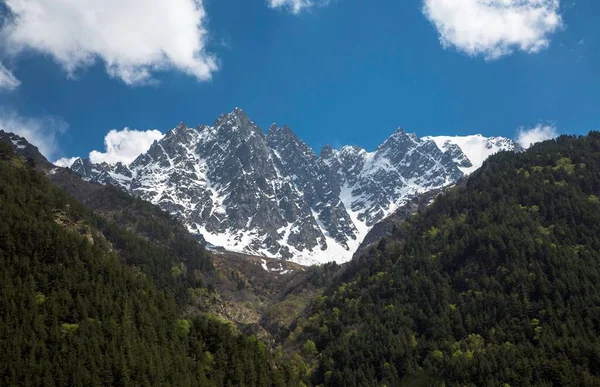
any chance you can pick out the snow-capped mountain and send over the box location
[322,129,464,227]
[423,135,522,175]
[71,157,133,187]
[64,109,519,264]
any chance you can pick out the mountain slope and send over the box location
[0,144,304,386]
[424,134,522,174]
[61,110,520,264]
[0,130,313,337]
[354,185,449,255]
[322,129,463,228]
[294,133,600,386]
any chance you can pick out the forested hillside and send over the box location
[0,130,313,339]
[0,142,303,386]
[291,133,600,386]
[3,131,600,386]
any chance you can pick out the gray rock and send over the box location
[62,109,520,264]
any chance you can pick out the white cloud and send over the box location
[0,62,20,90]
[517,124,558,148]
[0,108,68,159]
[268,0,329,13]
[422,0,563,59]
[1,0,217,85]
[54,156,79,168]
[89,128,164,164]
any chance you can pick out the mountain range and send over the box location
[62,108,520,264]
[3,119,600,386]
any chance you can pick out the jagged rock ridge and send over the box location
[64,109,519,264]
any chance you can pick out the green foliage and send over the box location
[301,340,318,358]
[0,141,15,160]
[35,292,46,305]
[299,133,600,386]
[171,263,184,277]
[0,159,295,386]
[85,192,211,305]
[61,323,80,335]
[553,156,575,174]
[175,319,192,337]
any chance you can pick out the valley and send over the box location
[2,128,600,386]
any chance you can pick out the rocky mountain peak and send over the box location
[60,109,520,265]
[424,134,522,174]
[377,127,419,152]
[215,107,257,134]
[267,124,301,145]
[320,144,334,159]
[268,124,313,156]
[0,130,53,169]
[175,122,188,130]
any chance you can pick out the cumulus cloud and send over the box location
[422,0,563,59]
[0,108,68,159]
[268,0,330,13]
[517,124,558,149]
[0,62,20,90]
[1,0,217,85]
[89,128,164,164]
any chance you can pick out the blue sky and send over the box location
[0,0,598,163]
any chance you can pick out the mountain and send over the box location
[354,185,449,255]
[4,125,600,386]
[0,130,55,169]
[321,129,463,227]
[0,137,308,386]
[62,109,520,264]
[1,129,316,335]
[70,157,133,187]
[423,134,522,174]
[292,132,600,386]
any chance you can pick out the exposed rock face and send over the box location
[424,134,523,175]
[267,125,356,249]
[58,109,520,264]
[0,130,54,169]
[354,186,453,256]
[71,158,133,187]
[322,129,464,227]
